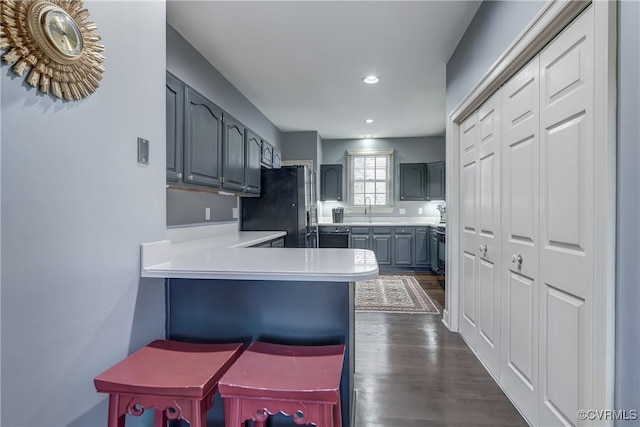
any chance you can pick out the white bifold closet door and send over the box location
[500,56,541,426]
[460,111,479,350]
[459,93,502,378]
[538,5,594,426]
[459,5,596,426]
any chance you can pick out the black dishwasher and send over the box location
[318,226,350,248]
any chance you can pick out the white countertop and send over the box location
[318,219,445,227]
[141,223,379,282]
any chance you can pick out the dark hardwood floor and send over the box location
[354,272,526,426]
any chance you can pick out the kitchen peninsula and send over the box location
[140,223,378,426]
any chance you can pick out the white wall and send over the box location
[0,1,166,426]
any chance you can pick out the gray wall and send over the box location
[282,131,321,166]
[321,137,445,219]
[447,0,640,421]
[167,188,237,226]
[446,0,546,114]
[166,24,283,226]
[1,1,166,426]
[282,131,324,198]
[616,0,640,422]
[167,24,282,150]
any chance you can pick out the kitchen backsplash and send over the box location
[319,199,443,220]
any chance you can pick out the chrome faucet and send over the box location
[364,196,372,223]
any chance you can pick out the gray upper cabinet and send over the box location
[399,163,426,201]
[222,115,246,192]
[184,86,223,188]
[166,73,184,183]
[167,72,263,197]
[244,129,262,195]
[272,148,282,169]
[261,140,273,168]
[397,161,445,201]
[426,161,445,200]
[320,164,343,201]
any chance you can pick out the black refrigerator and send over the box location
[240,165,317,248]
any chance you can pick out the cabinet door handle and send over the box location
[188,174,193,181]
[479,245,487,255]
[177,172,182,179]
[511,254,523,265]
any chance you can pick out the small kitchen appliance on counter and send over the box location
[332,207,344,223]
[437,203,446,224]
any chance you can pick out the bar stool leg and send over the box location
[107,394,125,427]
[224,398,245,427]
[319,404,334,427]
[153,408,168,427]
[333,397,342,427]
[189,400,208,427]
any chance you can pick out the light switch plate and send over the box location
[137,137,149,165]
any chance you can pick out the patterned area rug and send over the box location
[355,275,440,314]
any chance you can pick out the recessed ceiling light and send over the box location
[363,135,373,138]
[363,75,379,84]
[365,119,374,124]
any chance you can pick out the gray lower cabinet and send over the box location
[393,227,414,266]
[222,115,246,192]
[244,129,261,195]
[252,237,285,248]
[429,227,439,272]
[350,235,370,249]
[415,227,429,265]
[372,228,392,265]
[184,86,223,188]
[270,238,285,248]
[348,226,431,269]
[166,73,184,183]
[350,226,370,249]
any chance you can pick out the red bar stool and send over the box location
[94,340,243,427]
[218,342,345,427]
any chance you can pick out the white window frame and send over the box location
[347,148,394,211]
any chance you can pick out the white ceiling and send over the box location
[167,1,480,140]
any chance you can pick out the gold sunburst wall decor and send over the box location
[0,0,105,101]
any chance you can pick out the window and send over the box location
[347,148,394,208]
